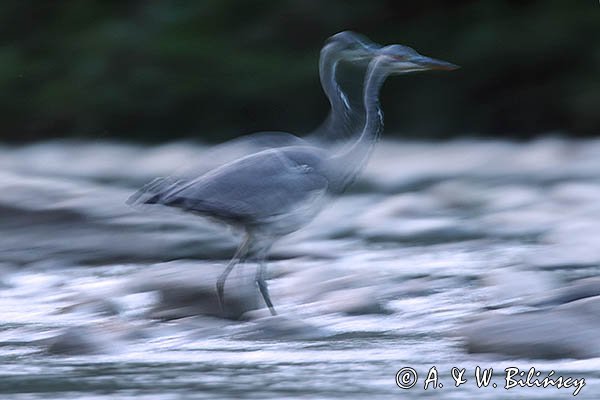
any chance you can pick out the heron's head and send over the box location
[375,44,459,74]
[323,31,382,64]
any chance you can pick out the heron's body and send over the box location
[130,32,457,316]
[150,146,330,237]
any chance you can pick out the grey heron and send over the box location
[129,32,381,205]
[130,37,458,317]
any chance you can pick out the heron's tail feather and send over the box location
[126,177,186,206]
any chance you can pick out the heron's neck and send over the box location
[319,46,350,128]
[310,44,355,144]
[319,44,346,119]
[329,58,388,191]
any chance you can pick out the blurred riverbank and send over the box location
[0,138,599,399]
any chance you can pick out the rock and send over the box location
[319,287,393,315]
[360,217,483,244]
[57,298,121,317]
[463,276,600,359]
[237,315,332,340]
[531,277,600,306]
[462,305,600,359]
[130,261,260,320]
[45,326,116,355]
[150,280,258,321]
[557,295,600,322]
[482,268,556,308]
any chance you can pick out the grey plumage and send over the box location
[153,146,329,235]
[129,32,381,202]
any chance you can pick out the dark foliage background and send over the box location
[1,0,598,142]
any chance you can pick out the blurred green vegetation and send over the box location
[0,0,598,142]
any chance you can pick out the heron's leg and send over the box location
[216,236,250,312]
[256,258,277,316]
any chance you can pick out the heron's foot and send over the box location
[257,278,277,316]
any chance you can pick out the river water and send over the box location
[0,138,599,399]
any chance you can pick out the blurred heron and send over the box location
[130,37,457,316]
[129,32,381,203]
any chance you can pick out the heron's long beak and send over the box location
[411,55,460,71]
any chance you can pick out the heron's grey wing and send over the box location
[157,148,329,223]
[127,131,307,207]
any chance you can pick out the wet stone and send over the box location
[130,262,261,320]
[150,281,258,321]
[57,298,122,317]
[237,315,332,340]
[531,277,600,306]
[463,291,600,360]
[319,287,393,315]
[462,309,600,359]
[45,326,117,355]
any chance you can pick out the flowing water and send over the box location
[0,138,599,399]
